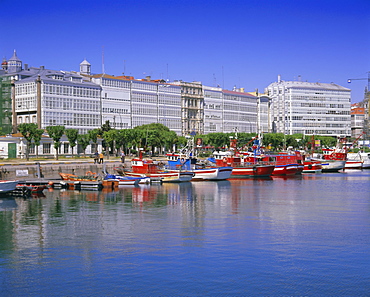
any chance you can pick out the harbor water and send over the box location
[1,170,370,296]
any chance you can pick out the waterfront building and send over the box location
[351,104,365,139]
[258,94,271,134]
[0,52,101,135]
[222,88,257,134]
[172,81,204,135]
[203,86,259,135]
[203,85,223,134]
[265,75,351,136]
[90,73,132,129]
[131,77,182,134]
[90,74,182,135]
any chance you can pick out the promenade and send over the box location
[0,157,124,180]
[0,155,167,180]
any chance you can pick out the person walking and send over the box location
[99,152,104,164]
[121,151,125,164]
[94,151,99,164]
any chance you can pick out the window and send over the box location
[64,143,69,154]
[43,143,51,154]
[29,144,35,154]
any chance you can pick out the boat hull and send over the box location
[0,180,18,193]
[231,165,275,177]
[302,161,322,173]
[315,160,346,172]
[345,161,363,169]
[191,167,233,181]
[272,164,304,175]
[126,171,194,183]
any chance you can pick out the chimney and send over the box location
[278,74,281,83]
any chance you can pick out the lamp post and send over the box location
[347,71,370,91]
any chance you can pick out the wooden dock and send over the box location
[15,179,119,191]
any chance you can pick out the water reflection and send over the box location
[0,171,369,296]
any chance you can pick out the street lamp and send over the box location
[348,71,370,94]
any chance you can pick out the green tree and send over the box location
[262,133,285,151]
[133,123,176,154]
[101,120,112,132]
[77,134,90,156]
[18,123,38,161]
[203,133,230,149]
[46,125,65,160]
[102,129,117,156]
[65,128,79,157]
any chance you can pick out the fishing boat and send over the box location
[166,137,233,181]
[360,152,370,169]
[345,152,364,169]
[318,133,365,171]
[104,174,149,185]
[116,152,194,183]
[211,134,275,178]
[302,158,322,173]
[263,151,304,175]
[311,156,346,172]
[213,151,275,177]
[0,180,19,194]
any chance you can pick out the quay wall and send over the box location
[0,161,125,180]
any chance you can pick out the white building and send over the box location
[222,89,257,133]
[203,85,223,134]
[203,86,259,134]
[1,53,102,135]
[91,73,132,129]
[265,76,351,136]
[90,74,183,135]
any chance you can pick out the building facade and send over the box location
[351,104,365,139]
[203,85,223,134]
[2,51,358,150]
[222,89,257,134]
[265,76,351,136]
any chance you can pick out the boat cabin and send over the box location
[322,149,347,161]
[166,153,197,170]
[131,158,162,174]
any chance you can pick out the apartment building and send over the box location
[222,89,257,134]
[1,51,102,135]
[203,85,223,134]
[265,75,351,136]
[351,104,365,138]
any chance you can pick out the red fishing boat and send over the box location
[212,134,275,178]
[302,158,322,173]
[166,137,233,181]
[263,151,304,175]
[313,134,365,171]
[116,151,194,183]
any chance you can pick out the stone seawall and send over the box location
[0,161,124,180]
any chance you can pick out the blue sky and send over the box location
[1,0,369,102]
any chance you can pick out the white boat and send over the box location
[319,159,346,172]
[0,180,19,194]
[104,174,147,186]
[345,152,364,169]
[360,152,370,169]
